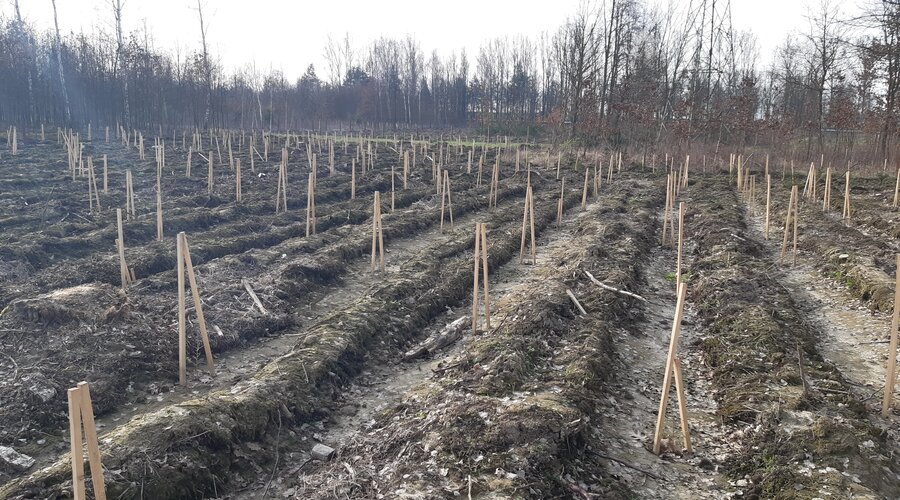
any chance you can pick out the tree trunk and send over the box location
[51,0,71,124]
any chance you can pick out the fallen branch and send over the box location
[403,316,468,361]
[584,270,647,302]
[242,279,269,315]
[432,361,462,374]
[566,289,587,315]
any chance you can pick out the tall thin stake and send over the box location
[653,282,690,455]
[764,174,771,239]
[370,192,384,271]
[675,202,685,291]
[882,254,900,416]
[471,223,492,333]
[842,171,851,220]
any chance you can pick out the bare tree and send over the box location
[324,34,343,86]
[195,0,212,127]
[559,3,601,139]
[112,0,130,127]
[50,0,70,123]
[855,0,900,157]
[803,0,847,153]
[13,0,35,124]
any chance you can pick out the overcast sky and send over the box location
[3,0,826,81]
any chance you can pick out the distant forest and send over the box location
[3,0,900,157]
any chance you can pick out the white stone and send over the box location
[0,446,35,471]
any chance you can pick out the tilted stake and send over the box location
[68,382,106,500]
[653,283,691,455]
[176,232,215,384]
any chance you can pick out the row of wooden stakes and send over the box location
[732,162,900,419]
[655,172,691,454]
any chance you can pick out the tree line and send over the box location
[2,0,900,158]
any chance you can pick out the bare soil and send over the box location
[1,137,899,499]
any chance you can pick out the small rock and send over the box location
[310,443,335,461]
[25,375,56,403]
[0,446,35,471]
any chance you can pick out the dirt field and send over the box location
[0,132,899,499]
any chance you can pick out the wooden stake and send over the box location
[86,158,98,213]
[882,254,900,416]
[156,178,164,242]
[102,155,108,193]
[566,289,587,315]
[842,170,851,220]
[472,223,482,334]
[67,386,85,500]
[519,181,536,264]
[177,233,186,385]
[116,209,129,289]
[675,202,685,291]
[391,166,396,212]
[780,186,797,263]
[371,192,385,271]
[672,358,693,453]
[581,168,589,210]
[276,151,288,213]
[440,170,454,232]
[662,174,672,246]
[351,159,356,200]
[480,223,491,330]
[403,151,409,189]
[471,223,492,333]
[236,158,242,202]
[125,170,135,220]
[557,177,565,227]
[653,282,689,455]
[489,158,500,208]
[477,153,484,187]
[91,158,100,211]
[764,174,771,240]
[66,382,108,499]
[306,172,316,237]
[179,232,215,377]
[207,151,214,194]
[76,382,106,500]
[792,187,799,265]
